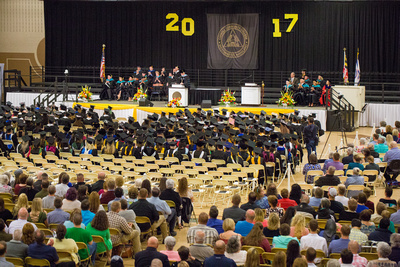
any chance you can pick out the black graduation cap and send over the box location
[230,146,238,154]
[22,135,30,142]
[95,134,103,141]
[248,140,256,149]
[146,137,154,144]
[190,135,199,143]
[156,137,165,145]
[33,139,40,146]
[86,138,94,144]
[196,140,205,147]
[216,140,225,146]
[125,137,134,143]
[254,147,262,155]
[169,141,177,146]
[106,136,114,143]
[221,134,229,140]
[39,131,46,136]
[119,132,128,140]
[260,110,266,116]
[207,139,216,146]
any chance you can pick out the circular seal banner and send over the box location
[217,23,249,58]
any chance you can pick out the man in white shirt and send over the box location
[8,208,37,235]
[55,174,70,198]
[335,184,349,207]
[300,219,328,263]
[42,185,56,209]
[147,187,174,236]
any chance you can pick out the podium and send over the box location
[241,83,261,105]
[168,84,188,107]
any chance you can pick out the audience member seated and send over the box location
[315,166,341,187]
[338,240,367,267]
[390,199,400,224]
[344,168,364,198]
[240,192,260,211]
[130,188,168,241]
[55,173,70,198]
[147,187,173,235]
[364,155,380,172]
[372,202,387,224]
[159,179,182,229]
[273,223,299,248]
[0,199,12,223]
[325,152,344,171]
[383,141,400,182]
[135,236,169,267]
[109,201,141,256]
[86,210,112,263]
[203,240,237,267]
[91,172,106,193]
[8,208,37,235]
[254,186,269,209]
[316,198,335,221]
[320,219,337,243]
[322,152,334,173]
[73,173,91,193]
[14,173,27,196]
[346,155,365,174]
[19,178,39,201]
[360,210,376,235]
[42,185,56,209]
[367,242,397,267]
[328,225,351,255]
[160,236,181,262]
[339,199,359,222]
[0,219,11,242]
[27,230,59,267]
[339,249,354,267]
[48,224,79,265]
[27,198,47,226]
[289,184,302,205]
[349,219,368,245]
[107,187,125,212]
[222,194,246,223]
[100,179,116,204]
[309,187,323,207]
[5,229,27,259]
[356,192,369,213]
[243,222,271,254]
[189,230,214,263]
[380,187,397,208]
[35,180,50,199]
[263,212,280,238]
[303,154,322,184]
[342,148,354,165]
[22,223,35,246]
[381,210,396,233]
[290,213,309,239]
[335,185,349,207]
[224,236,247,266]
[46,197,69,225]
[176,245,202,267]
[296,195,317,219]
[79,199,95,227]
[0,241,14,267]
[266,195,284,218]
[286,239,302,267]
[62,187,81,211]
[254,208,268,227]
[369,218,392,244]
[234,209,255,237]
[118,199,139,232]
[305,247,317,267]
[326,188,344,214]
[363,188,375,213]
[278,188,297,210]
[207,206,223,234]
[244,247,261,267]
[389,233,400,263]
[63,209,85,229]
[375,137,389,153]
[187,212,218,245]
[219,218,241,243]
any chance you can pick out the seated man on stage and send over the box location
[294,79,308,106]
[100,74,115,100]
[180,70,190,90]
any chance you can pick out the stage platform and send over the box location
[58,100,328,130]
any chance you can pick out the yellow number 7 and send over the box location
[284,14,298,33]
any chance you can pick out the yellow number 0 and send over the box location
[181,18,195,36]
[166,13,179,31]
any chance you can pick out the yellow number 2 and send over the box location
[166,13,179,32]
[284,14,298,33]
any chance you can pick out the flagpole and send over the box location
[343,47,348,85]
[100,44,105,82]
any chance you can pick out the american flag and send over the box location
[343,48,348,84]
[100,45,105,81]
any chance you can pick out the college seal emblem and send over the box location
[217,23,249,58]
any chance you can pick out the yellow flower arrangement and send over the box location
[132,88,148,101]
[167,98,182,108]
[277,91,296,106]
[218,89,236,105]
[78,85,93,101]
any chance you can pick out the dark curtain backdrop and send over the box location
[44,1,400,73]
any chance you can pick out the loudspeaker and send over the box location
[139,98,154,107]
[201,100,212,108]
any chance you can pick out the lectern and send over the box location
[241,83,261,105]
[168,84,188,107]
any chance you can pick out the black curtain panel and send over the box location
[44,1,400,73]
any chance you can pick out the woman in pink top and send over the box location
[254,208,268,227]
[160,236,181,262]
[290,213,309,240]
[219,218,242,244]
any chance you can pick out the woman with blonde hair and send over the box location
[386,134,394,144]
[22,223,35,245]
[244,247,260,267]
[254,208,268,227]
[13,193,29,217]
[392,129,399,142]
[0,174,13,195]
[290,213,309,239]
[263,212,280,237]
[28,198,47,226]
[219,218,242,243]
[272,251,286,267]
[88,191,104,213]
[178,177,193,201]
[115,176,128,195]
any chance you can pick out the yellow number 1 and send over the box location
[272,19,281,37]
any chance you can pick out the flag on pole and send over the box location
[354,48,360,86]
[100,44,106,81]
[343,48,348,85]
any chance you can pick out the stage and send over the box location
[60,100,328,130]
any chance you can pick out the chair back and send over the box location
[6,257,24,267]
[25,257,51,267]
[329,253,341,259]
[242,245,265,254]
[271,247,287,253]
